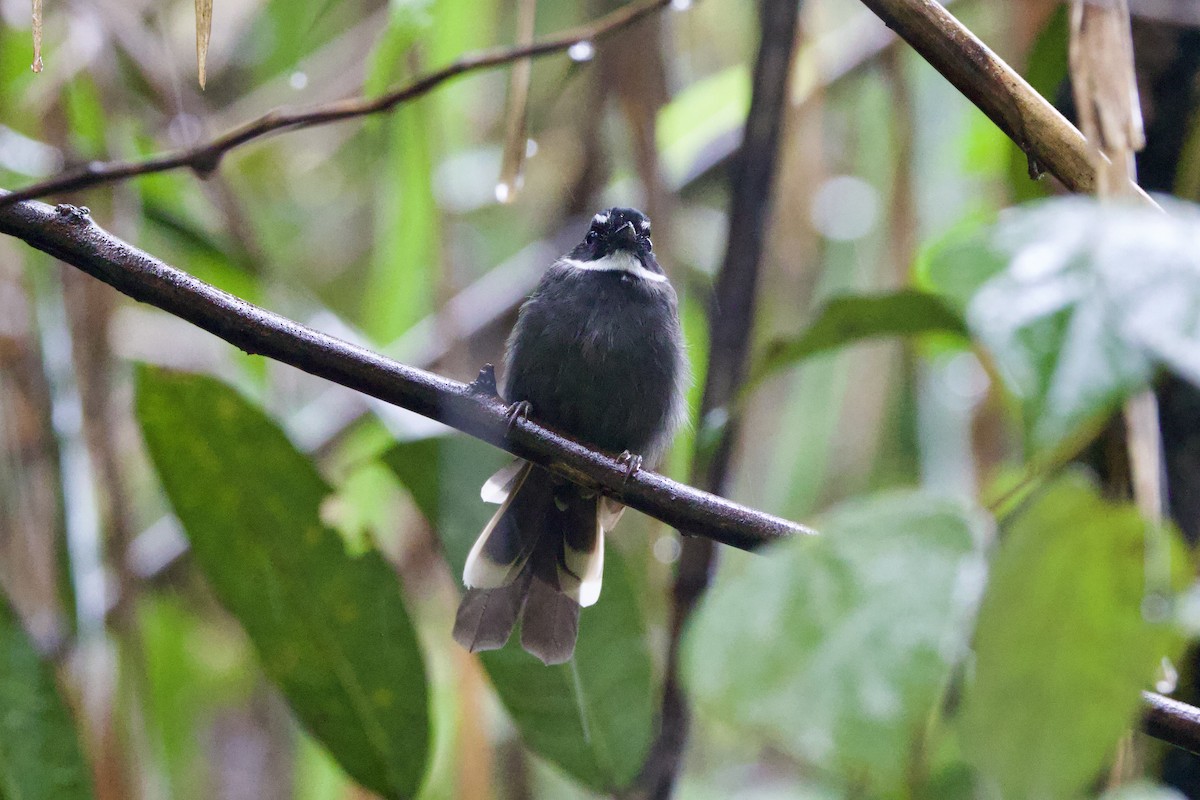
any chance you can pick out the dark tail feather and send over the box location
[452,569,532,653]
[520,577,581,665]
[454,470,602,663]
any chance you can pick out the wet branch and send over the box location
[0,0,671,208]
[0,195,813,552]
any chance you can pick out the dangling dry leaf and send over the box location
[196,0,213,89]
[1068,0,1145,193]
[31,0,43,73]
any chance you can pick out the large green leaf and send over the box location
[927,197,1200,452]
[683,491,988,791]
[382,435,656,790]
[958,474,1187,800]
[136,367,429,799]
[0,598,94,800]
[752,289,967,383]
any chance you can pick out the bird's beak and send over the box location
[613,221,638,250]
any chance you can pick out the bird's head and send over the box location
[566,207,664,280]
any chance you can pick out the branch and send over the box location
[855,0,1156,203]
[0,0,671,208]
[0,196,813,551]
[1143,691,1200,756]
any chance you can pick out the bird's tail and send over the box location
[452,461,606,664]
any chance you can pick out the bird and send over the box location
[452,207,688,665]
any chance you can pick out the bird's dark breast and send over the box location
[504,267,683,458]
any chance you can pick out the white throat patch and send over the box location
[561,252,667,283]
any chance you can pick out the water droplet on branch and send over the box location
[567,41,595,62]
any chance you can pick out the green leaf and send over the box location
[753,289,967,383]
[0,597,94,800]
[958,474,1188,800]
[683,491,988,791]
[382,435,655,790]
[363,106,440,342]
[914,214,1004,315]
[61,78,107,158]
[136,366,429,799]
[930,197,1200,452]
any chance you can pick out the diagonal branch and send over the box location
[0,195,813,551]
[855,0,1153,204]
[2,206,1198,763]
[0,0,672,208]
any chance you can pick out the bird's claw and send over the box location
[617,450,643,485]
[505,400,533,434]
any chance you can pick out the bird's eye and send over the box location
[586,230,599,243]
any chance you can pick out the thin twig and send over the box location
[0,0,673,208]
[638,0,803,795]
[0,195,814,551]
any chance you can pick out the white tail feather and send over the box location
[463,463,533,589]
[559,504,605,607]
[481,460,527,504]
[576,526,604,608]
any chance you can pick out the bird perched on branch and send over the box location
[453,207,688,664]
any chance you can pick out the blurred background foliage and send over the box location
[3,0,1200,798]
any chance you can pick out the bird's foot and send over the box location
[616,450,643,485]
[505,400,533,434]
